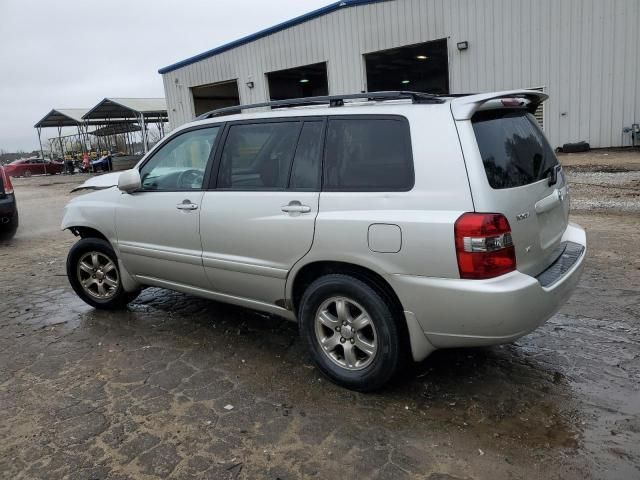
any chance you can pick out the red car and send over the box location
[3,158,63,177]
[0,165,18,239]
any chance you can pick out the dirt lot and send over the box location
[1,150,639,480]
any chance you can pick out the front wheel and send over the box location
[67,237,139,309]
[298,274,404,392]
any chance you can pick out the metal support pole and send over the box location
[77,126,85,154]
[140,113,148,153]
[123,128,129,154]
[79,123,88,153]
[57,126,64,173]
[37,127,47,174]
[126,128,133,154]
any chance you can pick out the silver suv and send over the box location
[63,91,586,391]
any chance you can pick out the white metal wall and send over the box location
[161,0,640,148]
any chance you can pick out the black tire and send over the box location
[0,211,18,240]
[66,237,139,310]
[299,274,404,392]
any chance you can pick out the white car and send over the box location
[62,90,586,391]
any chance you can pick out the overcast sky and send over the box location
[0,0,328,152]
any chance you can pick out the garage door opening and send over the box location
[191,80,240,117]
[365,38,449,94]
[267,62,329,101]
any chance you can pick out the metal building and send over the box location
[159,0,640,149]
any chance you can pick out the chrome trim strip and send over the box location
[119,243,203,266]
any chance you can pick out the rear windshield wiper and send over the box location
[543,164,562,186]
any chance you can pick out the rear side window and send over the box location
[218,122,300,189]
[289,121,324,190]
[324,117,413,191]
[472,109,558,189]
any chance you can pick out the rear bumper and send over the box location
[390,223,586,352]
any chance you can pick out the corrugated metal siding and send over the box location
[161,0,640,148]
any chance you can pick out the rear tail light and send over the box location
[0,168,13,194]
[454,213,516,279]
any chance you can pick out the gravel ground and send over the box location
[561,148,640,213]
[0,150,639,480]
[565,169,640,213]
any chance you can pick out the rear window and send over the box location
[324,117,413,191]
[472,109,558,189]
[290,121,323,190]
[217,122,300,190]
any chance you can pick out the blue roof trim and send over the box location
[158,0,388,74]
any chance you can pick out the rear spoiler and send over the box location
[450,90,548,121]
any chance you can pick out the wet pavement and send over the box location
[0,155,639,479]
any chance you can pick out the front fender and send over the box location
[62,187,120,253]
[62,187,141,292]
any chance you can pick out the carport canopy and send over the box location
[90,123,141,137]
[82,98,167,123]
[34,108,91,128]
[82,98,168,153]
[33,108,98,162]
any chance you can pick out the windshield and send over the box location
[472,109,558,189]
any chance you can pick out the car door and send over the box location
[200,118,324,305]
[29,160,41,175]
[27,160,41,175]
[115,125,222,289]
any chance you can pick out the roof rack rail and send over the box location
[196,91,445,120]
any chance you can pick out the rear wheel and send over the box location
[67,237,139,309]
[299,274,404,392]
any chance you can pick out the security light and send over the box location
[457,41,469,51]
[401,80,410,84]
[246,81,255,89]
[416,55,428,60]
[299,79,310,84]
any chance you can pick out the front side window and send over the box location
[140,127,220,191]
[324,117,413,191]
[217,122,300,189]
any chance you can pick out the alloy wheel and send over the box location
[314,296,378,370]
[76,251,119,299]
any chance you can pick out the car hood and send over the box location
[71,172,122,192]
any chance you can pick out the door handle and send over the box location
[176,200,199,211]
[281,201,311,214]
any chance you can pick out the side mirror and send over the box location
[118,169,141,193]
